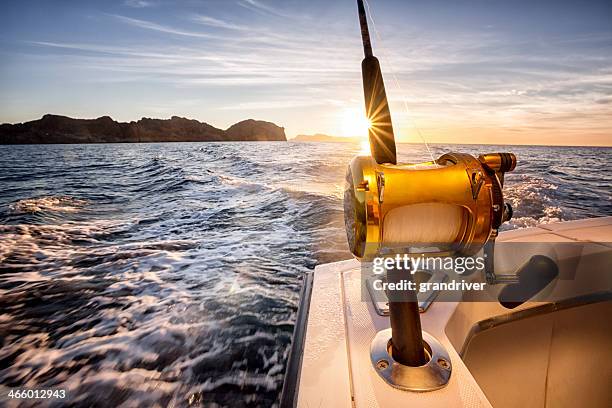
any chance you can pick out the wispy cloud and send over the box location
[123,0,156,8]
[218,99,326,110]
[191,15,247,31]
[26,38,358,88]
[111,14,218,38]
[109,13,310,48]
[237,0,295,19]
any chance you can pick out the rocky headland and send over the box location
[0,114,286,144]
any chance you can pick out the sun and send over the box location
[340,107,371,138]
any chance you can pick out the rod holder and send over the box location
[371,264,452,391]
[371,329,452,391]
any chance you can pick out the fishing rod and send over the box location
[348,0,526,380]
[357,0,397,165]
[356,0,425,367]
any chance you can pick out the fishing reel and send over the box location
[344,151,516,261]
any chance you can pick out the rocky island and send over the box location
[0,114,286,144]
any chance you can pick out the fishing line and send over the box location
[362,0,437,165]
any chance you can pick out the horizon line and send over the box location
[3,114,610,148]
[289,138,612,148]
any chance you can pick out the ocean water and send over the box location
[0,142,610,407]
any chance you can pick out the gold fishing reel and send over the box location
[348,0,517,265]
[344,152,516,260]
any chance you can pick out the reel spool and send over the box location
[344,152,516,260]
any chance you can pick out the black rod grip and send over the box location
[362,56,397,164]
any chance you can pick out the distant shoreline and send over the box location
[0,114,287,145]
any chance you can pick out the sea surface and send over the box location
[0,142,610,407]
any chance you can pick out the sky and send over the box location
[0,0,611,146]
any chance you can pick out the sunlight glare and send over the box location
[341,107,371,137]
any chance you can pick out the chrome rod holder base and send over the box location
[370,329,452,392]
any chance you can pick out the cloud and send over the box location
[25,38,358,88]
[237,0,295,19]
[108,13,310,48]
[217,99,325,110]
[110,14,218,39]
[191,15,247,31]
[123,0,156,8]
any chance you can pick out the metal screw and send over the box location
[376,360,389,370]
[437,358,451,370]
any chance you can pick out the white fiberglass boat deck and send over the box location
[286,217,612,408]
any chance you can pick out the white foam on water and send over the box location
[8,196,88,214]
[504,174,565,228]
